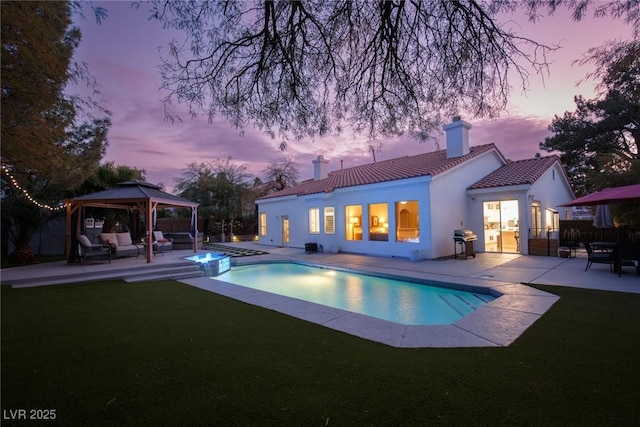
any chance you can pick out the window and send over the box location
[531,202,541,238]
[259,212,267,236]
[324,207,335,234]
[368,203,388,241]
[345,205,362,240]
[309,207,320,234]
[395,201,419,243]
[546,208,559,233]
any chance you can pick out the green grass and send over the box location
[2,280,639,426]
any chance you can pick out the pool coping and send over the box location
[179,260,560,348]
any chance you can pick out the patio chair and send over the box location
[78,235,111,264]
[616,242,640,277]
[583,241,613,272]
[152,231,173,255]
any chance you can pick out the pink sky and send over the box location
[70,2,634,193]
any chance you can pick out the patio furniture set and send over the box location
[584,240,640,276]
[77,231,173,264]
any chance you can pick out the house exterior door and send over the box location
[281,216,290,246]
[483,200,520,253]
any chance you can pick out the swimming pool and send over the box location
[215,263,495,325]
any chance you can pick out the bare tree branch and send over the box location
[152,0,638,144]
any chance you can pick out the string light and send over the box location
[1,164,66,211]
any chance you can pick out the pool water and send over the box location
[215,263,495,325]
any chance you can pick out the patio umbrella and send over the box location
[560,183,640,206]
[593,204,614,240]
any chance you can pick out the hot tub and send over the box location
[185,252,231,277]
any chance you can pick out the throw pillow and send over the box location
[100,233,117,245]
[116,232,132,246]
[78,235,92,247]
[153,231,168,242]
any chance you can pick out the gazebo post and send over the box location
[192,207,198,253]
[65,203,81,263]
[65,203,72,262]
[146,200,153,263]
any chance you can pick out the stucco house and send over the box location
[256,117,575,259]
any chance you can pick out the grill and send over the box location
[453,229,477,259]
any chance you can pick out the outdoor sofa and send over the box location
[99,232,141,258]
[77,235,111,264]
[163,232,203,250]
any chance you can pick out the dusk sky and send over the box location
[70,2,634,193]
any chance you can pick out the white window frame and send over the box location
[324,207,335,234]
[259,212,267,236]
[309,207,320,234]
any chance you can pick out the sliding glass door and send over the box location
[483,200,520,253]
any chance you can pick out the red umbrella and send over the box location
[560,184,640,206]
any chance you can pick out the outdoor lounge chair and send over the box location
[583,241,613,272]
[77,235,111,264]
[152,231,173,254]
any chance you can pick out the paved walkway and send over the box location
[2,243,638,292]
[2,243,638,348]
[229,243,639,293]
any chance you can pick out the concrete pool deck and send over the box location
[181,242,638,348]
[2,242,638,347]
[183,268,557,348]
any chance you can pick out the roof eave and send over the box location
[467,183,531,195]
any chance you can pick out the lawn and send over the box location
[1,279,639,426]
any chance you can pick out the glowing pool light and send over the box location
[185,253,231,276]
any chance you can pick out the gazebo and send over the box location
[64,180,199,263]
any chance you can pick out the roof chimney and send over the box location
[312,155,329,180]
[443,116,472,158]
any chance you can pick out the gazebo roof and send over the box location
[66,180,198,209]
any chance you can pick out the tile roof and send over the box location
[468,155,560,190]
[258,143,499,200]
